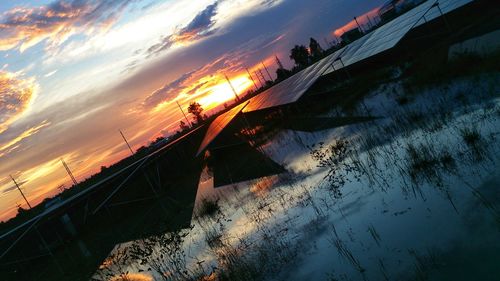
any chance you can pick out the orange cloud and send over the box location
[333,7,381,38]
[0,121,51,157]
[0,0,131,52]
[0,71,36,134]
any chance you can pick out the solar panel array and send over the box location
[325,0,473,74]
[240,0,474,113]
[196,101,249,156]
[242,51,340,112]
[200,0,473,151]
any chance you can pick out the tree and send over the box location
[290,45,310,68]
[309,37,324,61]
[276,67,292,81]
[187,102,204,123]
[179,120,189,131]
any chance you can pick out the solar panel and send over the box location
[414,0,473,28]
[243,51,339,112]
[242,0,473,113]
[323,0,473,74]
[345,0,436,66]
[196,101,249,156]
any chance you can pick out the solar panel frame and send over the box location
[196,101,249,156]
[344,0,436,66]
[243,0,473,113]
[323,0,474,74]
[242,51,339,112]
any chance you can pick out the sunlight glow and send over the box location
[198,75,253,109]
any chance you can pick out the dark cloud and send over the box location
[1,180,27,194]
[0,0,136,51]
[185,81,210,96]
[147,1,219,56]
[142,68,200,108]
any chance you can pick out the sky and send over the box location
[0,0,385,221]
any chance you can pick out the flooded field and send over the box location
[96,72,500,281]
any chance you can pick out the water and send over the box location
[97,72,500,281]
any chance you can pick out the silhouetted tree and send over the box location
[290,45,309,68]
[276,67,292,81]
[187,102,204,123]
[309,37,324,61]
[179,120,189,131]
[136,145,148,154]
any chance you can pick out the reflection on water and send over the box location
[110,273,152,281]
[96,74,500,280]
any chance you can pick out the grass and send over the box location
[406,143,456,186]
[309,139,362,199]
[196,199,220,218]
[460,127,481,147]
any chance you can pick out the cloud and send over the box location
[141,31,285,109]
[0,0,136,52]
[0,121,51,157]
[0,71,36,134]
[147,1,219,56]
[1,179,27,195]
[142,69,200,108]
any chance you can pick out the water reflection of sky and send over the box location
[101,74,500,280]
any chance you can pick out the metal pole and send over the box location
[10,175,31,209]
[261,62,273,81]
[354,16,363,33]
[435,3,451,32]
[176,101,192,127]
[224,74,240,102]
[254,71,263,88]
[366,15,374,29]
[246,68,259,91]
[119,130,134,155]
[8,176,64,275]
[61,158,78,186]
[258,69,267,84]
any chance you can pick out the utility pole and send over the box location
[10,175,31,209]
[176,101,192,127]
[224,74,240,102]
[261,61,273,81]
[246,68,259,91]
[258,69,267,84]
[366,15,374,29]
[254,71,263,88]
[61,158,78,186]
[119,130,134,155]
[354,16,364,33]
[10,176,65,275]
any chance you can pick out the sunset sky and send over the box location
[0,0,384,220]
